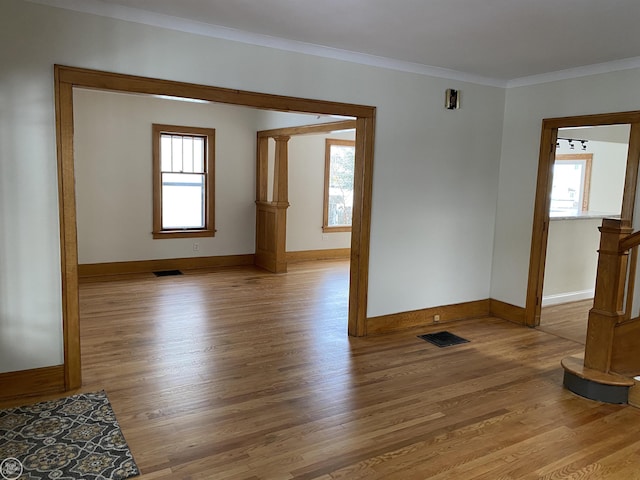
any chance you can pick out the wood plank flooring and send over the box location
[539,299,592,345]
[4,261,640,479]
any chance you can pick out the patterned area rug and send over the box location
[0,391,139,480]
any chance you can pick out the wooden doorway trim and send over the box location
[525,111,640,327]
[54,65,376,390]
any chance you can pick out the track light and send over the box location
[556,137,588,150]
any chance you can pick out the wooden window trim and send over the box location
[323,138,355,233]
[152,124,215,239]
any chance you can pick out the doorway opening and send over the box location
[538,125,630,343]
[55,65,375,390]
[525,112,640,331]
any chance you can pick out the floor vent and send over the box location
[418,331,469,348]
[153,270,183,277]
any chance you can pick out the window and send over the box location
[550,154,592,217]
[152,124,215,238]
[323,138,355,232]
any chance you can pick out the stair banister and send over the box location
[562,217,639,404]
[584,218,633,371]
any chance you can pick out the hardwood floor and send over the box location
[539,299,592,345]
[5,262,640,479]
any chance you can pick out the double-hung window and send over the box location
[323,138,355,233]
[152,124,215,238]
[550,154,592,217]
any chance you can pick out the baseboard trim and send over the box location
[489,299,526,325]
[366,299,491,335]
[0,365,65,401]
[542,289,594,307]
[78,254,255,277]
[286,248,351,263]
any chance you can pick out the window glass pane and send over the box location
[550,161,585,216]
[161,173,205,229]
[154,126,214,236]
[328,145,355,227]
[193,137,205,173]
[182,136,194,173]
[160,134,172,172]
[171,135,183,172]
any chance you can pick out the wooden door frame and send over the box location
[54,65,376,390]
[525,111,640,327]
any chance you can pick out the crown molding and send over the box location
[507,56,640,88]
[24,0,640,90]
[25,0,506,88]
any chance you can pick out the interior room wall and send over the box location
[74,89,259,263]
[491,70,640,309]
[1,0,505,373]
[287,131,355,252]
[570,140,627,214]
[542,218,601,304]
[75,90,351,264]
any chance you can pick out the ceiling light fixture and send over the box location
[556,137,588,150]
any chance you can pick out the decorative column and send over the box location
[255,135,290,273]
[273,136,290,204]
[256,135,269,202]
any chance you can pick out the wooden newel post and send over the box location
[584,218,633,371]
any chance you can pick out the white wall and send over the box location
[543,218,600,303]
[554,137,628,215]
[1,0,505,372]
[75,90,350,263]
[585,141,628,214]
[287,131,354,252]
[492,70,640,308]
[75,89,259,263]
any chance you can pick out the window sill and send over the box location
[549,211,620,221]
[152,229,215,239]
[322,226,352,233]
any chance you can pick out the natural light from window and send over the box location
[324,139,355,232]
[160,134,206,229]
[550,161,586,216]
[152,124,215,239]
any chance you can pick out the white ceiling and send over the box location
[30,0,640,86]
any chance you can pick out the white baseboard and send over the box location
[542,289,594,307]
